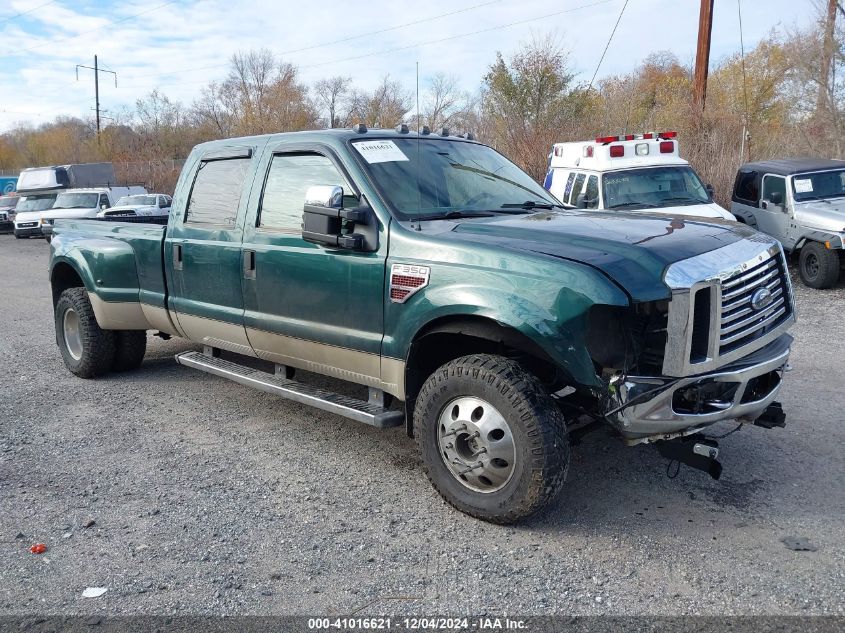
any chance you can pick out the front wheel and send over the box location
[799,242,840,289]
[55,288,116,378]
[414,354,569,523]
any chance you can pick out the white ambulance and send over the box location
[543,132,735,220]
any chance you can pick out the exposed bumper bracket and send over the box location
[656,434,722,480]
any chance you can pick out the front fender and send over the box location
[384,261,629,388]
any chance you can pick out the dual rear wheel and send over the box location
[55,287,146,378]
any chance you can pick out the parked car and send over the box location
[544,132,735,220]
[47,127,793,523]
[38,186,148,240]
[731,158,845,288]
[97,193,172,218]
[13,193,58,238]
[13,162,117,237]
[0,194,19,232]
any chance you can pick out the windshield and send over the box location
[792,169,845,202]
[53,192,100,209]
[116,195,157,206]
[16,194,57,212]
[602,166,710,209]
[352,138,559,220]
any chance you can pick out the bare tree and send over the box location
[314,76,351,128]
[348,75,412,128]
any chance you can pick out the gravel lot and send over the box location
[0,233,843,617]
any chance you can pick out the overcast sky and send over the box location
[0,0,821,133]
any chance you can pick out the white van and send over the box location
[543,132,735,220]
[30,186,147,239]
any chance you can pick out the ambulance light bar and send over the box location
[595,131,677,144]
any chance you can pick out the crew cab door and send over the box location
[239,142,386,387]
[164,145,261,353]
[757,174,791,245]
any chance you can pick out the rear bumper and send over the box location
[608,334,791,442]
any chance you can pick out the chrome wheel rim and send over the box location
[63,307,83,361]
[437,396,516,493]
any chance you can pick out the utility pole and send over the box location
[76,55,117,146]
[818,0,838,113]
[693,0,715,110]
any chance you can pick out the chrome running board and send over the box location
[175,350,404,429]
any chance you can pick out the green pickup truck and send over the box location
[48,127,795,522]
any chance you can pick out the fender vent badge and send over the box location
[390,264,430,303]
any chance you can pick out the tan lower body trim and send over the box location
[247,328,405,400]
[89,294,151,330]
[141,304,180,336]
[177,313,256,357]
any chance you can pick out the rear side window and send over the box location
[562,172,576,203]
[259,153,354,231]
[185,158,251,226]
[584,175,599,208]
[734,170,760,204]
[570,173,586,205]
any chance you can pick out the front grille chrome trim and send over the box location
[662,236,795,377]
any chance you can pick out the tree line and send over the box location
[0,8,840,204]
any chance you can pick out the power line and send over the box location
[297,0,617,72]
[122,0,615,92]
[121,0,502,81]
[0,0,56,26]
[587,0,629,90]
[6,0,183,56]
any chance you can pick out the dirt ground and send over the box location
[0,234,843,616]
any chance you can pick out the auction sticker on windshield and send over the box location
[794,178,813,193]
[353,140,409,164]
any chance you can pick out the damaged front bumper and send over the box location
[607,334,792,443]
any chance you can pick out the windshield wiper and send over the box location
[798,195,832,204]
[499,200,564,211]
[608,201,659,209]
[659,197,707,205]
[430,210,496,220]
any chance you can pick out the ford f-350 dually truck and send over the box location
[48,127,794,523]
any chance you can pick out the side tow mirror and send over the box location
[705,184,715,199]
[302,185,374,251]
[100,204,108,210]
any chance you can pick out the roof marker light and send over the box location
[659,131,678,139]
[596,135,618,144]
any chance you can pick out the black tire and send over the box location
[54,287,115,378]
[799,242,840,289]
[112,330,147,372]
[414,354,569,524]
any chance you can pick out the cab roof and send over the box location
[739,158,845,176]
[192,127,480,152]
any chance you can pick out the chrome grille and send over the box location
[719,251,791,354]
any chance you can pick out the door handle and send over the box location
[243,249,256,280]
[173,244,183,270]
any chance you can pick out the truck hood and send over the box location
[444,210,756,302]
[14,211,44,223]
[43,207,99,219]
[794,199,845,233]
